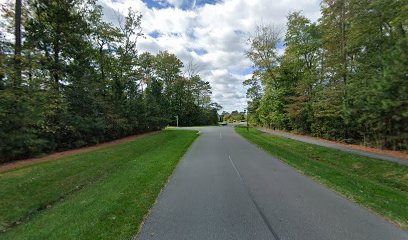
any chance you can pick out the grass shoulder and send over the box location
[235,127,408,229]
[0,129,198,239]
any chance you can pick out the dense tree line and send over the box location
[222,110,246,123]
[245,0,407,151]
[0,0,220,162]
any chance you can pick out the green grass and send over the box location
[236,127,408,229]
[0,129,198,239]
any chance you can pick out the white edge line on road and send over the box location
[229,155,242,178]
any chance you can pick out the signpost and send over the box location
[244,109,248,132]
[247,111,249,132]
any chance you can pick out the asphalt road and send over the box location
[136,126,407,240]
[258,128,408,166]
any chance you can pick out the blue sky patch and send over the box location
[187,48,208,55]
[142,0,172,9]
[231,66,255,76]
[195,0,221,7]
[277,41,285,49]
[142,0,221,10]
[149,30,163,38]
[186,29,196,40]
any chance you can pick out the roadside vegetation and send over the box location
[236,127,408,229]
[244,0,407,151]
[221,110,246,123]
[0,2,220,163]
[0,130,198,239]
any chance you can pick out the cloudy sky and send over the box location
[3,0,321,112]
[98,0,323,112]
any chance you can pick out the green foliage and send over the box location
[223,110,245,123]
[0,89,49,160]
[243,76,263,125]
[245,2,407,150]
[0,1,221,162]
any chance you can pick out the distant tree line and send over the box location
[0,0,220,162]
[245,0,407,151]
[222,110,245,123]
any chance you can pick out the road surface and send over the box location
[136,126,407,240]
[258,128,408,166]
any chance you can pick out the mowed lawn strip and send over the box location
[236,127,408,229]
[0,132,160,229]
[0,129,198,239]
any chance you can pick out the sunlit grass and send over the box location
[0,130,198,239]
[236,127,408,229]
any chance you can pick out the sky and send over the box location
[2,0,322,112]
[98,0,323,112]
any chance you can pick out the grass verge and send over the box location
[0,129,198,239]
[236,127,408,229]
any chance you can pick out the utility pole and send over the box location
[175,115,179,128]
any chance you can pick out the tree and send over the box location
[243,1,407,150]
[0,31,9,89]
[246,23,281,86]
[190,75,212,108]
[14,0,22,87]
[282,11,321,133]
[245,23,283,128]
[145,77,167,129]
[0,1,222,162]
[344,0,408,148]
[243,76,262,125]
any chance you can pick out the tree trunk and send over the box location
[14,0,22,87]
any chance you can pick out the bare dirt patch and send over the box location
[0,131,158,173]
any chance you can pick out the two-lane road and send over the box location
[137,126,407,240]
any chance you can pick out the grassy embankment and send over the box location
[236,127,408,229]
[0,129,198,239]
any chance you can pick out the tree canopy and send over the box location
[0,1,220,162]
[245,0,407,151]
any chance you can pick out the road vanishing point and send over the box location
[137,126,407,240]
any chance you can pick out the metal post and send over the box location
[247,109,249,132]
[246,109,249,132]
[244,109,248,132]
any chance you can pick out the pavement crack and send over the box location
[228,155,281,240]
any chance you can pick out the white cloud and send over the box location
[2,0,321,112]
